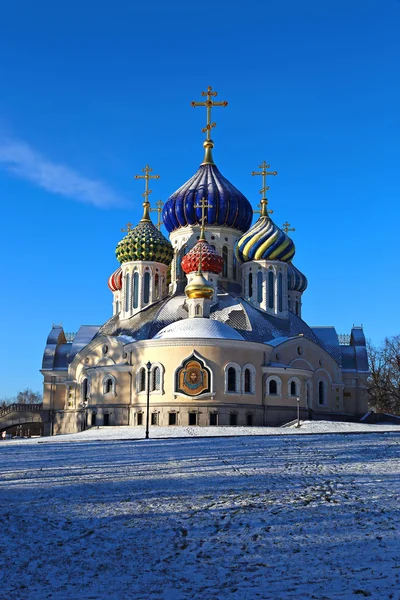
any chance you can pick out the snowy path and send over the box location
[1,431,400,599]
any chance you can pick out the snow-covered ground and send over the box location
[1,424,400,599]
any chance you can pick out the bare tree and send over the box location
[368,335,400,415]
[15,389,43,405]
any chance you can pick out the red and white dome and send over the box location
[108,267,122,292]
[181,240,223,275]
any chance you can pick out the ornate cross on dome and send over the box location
[134,165,160,221]
[191,86,228,140]
[251,161,278,217]
[150,199,164,231]
[121,221,134,233]
[195,197,213,240]
[282,221,295,234]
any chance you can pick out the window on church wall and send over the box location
[295,300,299,316]
[115,300,120,314]
[222,246,228,277]
[195,304,202,316]
[151,413,158,425]
[318,381,325,405]
[290,380,297,396]
[244,369,251,393]
[268,379,278,395]
[278,273,283,312]
[151,366,161,392]
[162,276,166,294]
[104,378,113,394]
[133,272,139,309]
[288,296,291,311]
[268,271,274,309]
[125,273,130,312]
[227,367,237,392]
[155,274,159,299]
[248,273,253,298]
[138,368,146,392]
[232,254,237,279]
[81,378,89,401]
[143,272,150,304]
[257,272,263,303]
[137,412,143,426]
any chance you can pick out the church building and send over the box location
[41,87,369,434]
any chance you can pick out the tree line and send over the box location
[368,334,400,416]
[1,388,42,409]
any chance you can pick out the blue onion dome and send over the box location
[162,140,253,234]
[236,211,295,263]
[116,203,173,265]
[287,263,308,292]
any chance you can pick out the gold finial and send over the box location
[121,221,134,233]
[150,199,164,231]
[195,196,213,241]
[253,195,273,217]
[134,165,160,221]
[191,86,228,165]
[282,221,295,234]
[251,161,278,217]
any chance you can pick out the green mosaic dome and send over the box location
[116,218,173,265]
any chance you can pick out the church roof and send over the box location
[153,318,244,341]
[115,218,173,265]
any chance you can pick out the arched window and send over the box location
[152,366,161,391]
[155,273,159,299]
[318,381,325,405]
[125,273,130,312]
[232,254,237,279]
[138,367,146,393]
[306,380,311,408]
[228,367,237,392]
[195,304,202,316]
[266,376,282,396]
[143,272,150,304]
[176,247,186,279]
[278,272,283,312]
[244,369,251,392]
[242,364,256,394]
[115,300,120,314]
[290,381,297,396]
[257,272,263,303]
[222,246,228,277]
[81,378,89,401]
[162,277,166,294]
[295,300,299,316]
[268,271,274,309]
[102,376,116,396]
[133,272,139,309]
[248,273,253,298]
[288,296,291,311]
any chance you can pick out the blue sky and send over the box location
[0,0,399,398]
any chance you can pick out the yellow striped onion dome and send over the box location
[116,218,173,266]
[287,263,308,292]
[235,215,295,263]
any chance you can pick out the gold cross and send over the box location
[150,199,164,231]
[134,165,160,221]
[191,86,228,140]
[251,161,278,217]
[195,196,213,240]
[282,221,295,234]
[121,221,134,233]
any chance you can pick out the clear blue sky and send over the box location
[0,0,399,398]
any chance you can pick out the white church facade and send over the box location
[41,87,369,434]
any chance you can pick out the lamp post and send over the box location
[296,396,301,428]
[145,361,152,439]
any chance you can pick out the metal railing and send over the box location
[338,334,351,345]
[0,403,43,418]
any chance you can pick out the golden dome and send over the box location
[185,274,214,299]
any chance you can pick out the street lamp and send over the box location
[296,396,301,428]
[145,361,152,439]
